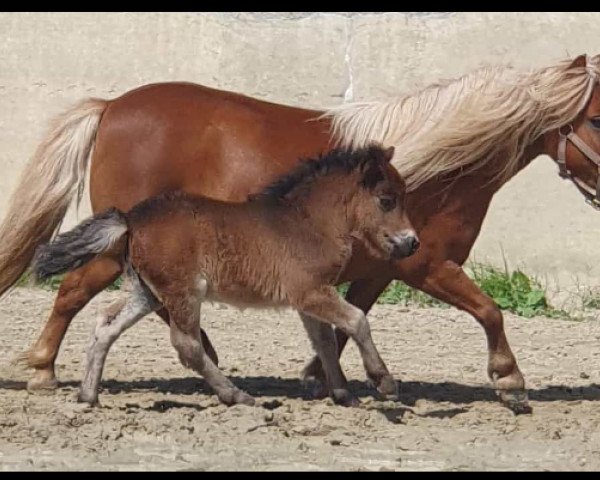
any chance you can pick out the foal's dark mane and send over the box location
[250,144,390,203]
[126,144,390,224]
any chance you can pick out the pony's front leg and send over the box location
[298,286,397,399]
[413,260,530,414]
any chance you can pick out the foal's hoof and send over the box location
[301,359,328,399]
[26,373,58,394]
[497,389,532,415]
[219,388,256,407]
[376,375,399,400]
[304,378,328,400]
[76,390,100,407]
[331,389,360,408]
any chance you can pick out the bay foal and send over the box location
[32,145,419,407]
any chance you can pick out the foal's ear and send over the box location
[570,54,587,69]
[361,163,385,189]
[383,146,395,163]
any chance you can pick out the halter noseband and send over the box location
[555,56,600,209]
[556,124,600,209]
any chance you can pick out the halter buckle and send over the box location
[559,124,574,138]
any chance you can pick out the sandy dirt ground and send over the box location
[1,287,600,471]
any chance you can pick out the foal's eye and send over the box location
[378,196,396,212]
[590,117,600,130]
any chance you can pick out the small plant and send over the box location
[574,284,600,310]
[466,262,567,318]
[337,263,568,318]
[337,280,445,308]
[377,281,445,307]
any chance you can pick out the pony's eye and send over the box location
[378,196,396,212]
[590,117,600,129]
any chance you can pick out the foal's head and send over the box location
[348,145,419,260]
[252,144,419,260]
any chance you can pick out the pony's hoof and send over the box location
[26,372,58,394]
[497,389,532,415]
[376,375,398,399]
[331,389,360,407]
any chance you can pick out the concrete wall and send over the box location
[2,12,600,289]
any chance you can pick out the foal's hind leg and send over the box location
[300,313,359,407]
[24,255,123,392]
[155,308,219,367]
[165,292,254,407]
[78,273,159,405]
[298,286,397,398]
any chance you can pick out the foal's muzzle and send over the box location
[389,230,420,259]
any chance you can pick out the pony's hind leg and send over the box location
[300,313,358,407]
[24,255,123,392]
[298,286,397,399]
[78,271,159,405]
[165,291,254,407]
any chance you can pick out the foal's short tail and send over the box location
[32,208,128,282]
[0,98,108,298]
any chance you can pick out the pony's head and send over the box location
[543,54,600,209]
[326,53,600,211]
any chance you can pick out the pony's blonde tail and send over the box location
[0,98,108,297]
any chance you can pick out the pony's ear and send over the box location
[382,146,395,163]
[570,54,587,69]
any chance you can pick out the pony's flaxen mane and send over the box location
[323,55,600,191]
[251,144,390,202]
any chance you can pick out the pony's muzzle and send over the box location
[390,230,420,259]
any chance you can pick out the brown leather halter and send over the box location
[556,124,600,209]
[555,57,600,209]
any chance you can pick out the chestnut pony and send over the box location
[32,145,418,407]
[2,53,600,414]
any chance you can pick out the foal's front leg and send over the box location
[302,276,392,398]
[299,313,359,407]
[298,286,397,398]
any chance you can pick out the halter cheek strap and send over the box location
[554,55,600,209]
[556,125,600,209]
